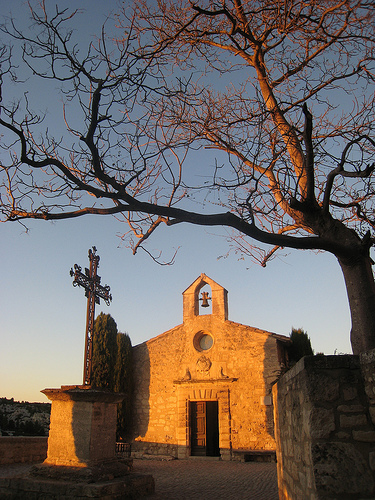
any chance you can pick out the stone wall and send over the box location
[0,436,47,465]
[273,353,375,499]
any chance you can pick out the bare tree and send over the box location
[0,2,167,225]
[123,0,375,355]
[1,1,375,354]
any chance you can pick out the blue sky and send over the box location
[0,0,353,403]
[1,214,352,403]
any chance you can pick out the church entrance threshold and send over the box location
[190,401,220,457]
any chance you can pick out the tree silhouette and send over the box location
[289,328,314,365]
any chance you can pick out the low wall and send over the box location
[0,436,48,465]
[273,353,375,499]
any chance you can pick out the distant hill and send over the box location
[0,398,50,436]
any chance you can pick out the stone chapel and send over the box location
[130,274,290,460]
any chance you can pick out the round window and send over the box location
[199,334,213,350]
[193,332,214,352]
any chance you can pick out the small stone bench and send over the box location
[232,450,276,463]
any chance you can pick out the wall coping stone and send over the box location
[281,354,360,384]
[0,436,47,442]
[42,385,125,403]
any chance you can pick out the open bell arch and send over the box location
[182,273,228,322]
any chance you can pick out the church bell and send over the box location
[201,291,210,307]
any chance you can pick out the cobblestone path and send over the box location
[135,458,278,500]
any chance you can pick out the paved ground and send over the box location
[0,459,279,500]
[135,458,278,500]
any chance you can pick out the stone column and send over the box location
[42,385,124,467]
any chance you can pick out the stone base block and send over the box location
[29,459,133,482]
[0,472,155,499]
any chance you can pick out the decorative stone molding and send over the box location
[196,355,212,373]
[174,378,238,385]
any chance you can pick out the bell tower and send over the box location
[182,273,228,322]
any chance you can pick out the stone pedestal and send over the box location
[0,385,155,498]
[41,385,123,467]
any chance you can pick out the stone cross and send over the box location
[70,246,112,385]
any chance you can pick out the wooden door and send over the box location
[190,401,220,457]
[190,401,206,456]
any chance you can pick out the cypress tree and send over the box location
[91,314,134,439]
[114,332,133,440]
[91,313,118,390]
[289,328,314,364]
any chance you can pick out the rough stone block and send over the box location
[340,413,367,428]
[353,430,375,442]
[310,408,335,440]
[335,431,350,439]
[369,406,375,426]
[342,386,358,401]
[337,404,365,413]
[306,372,340,402]
[312,442,374,497]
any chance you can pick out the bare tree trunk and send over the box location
[338,255,375,355]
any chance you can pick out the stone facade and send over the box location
[273,353,375,499]
[130,274,290,460]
